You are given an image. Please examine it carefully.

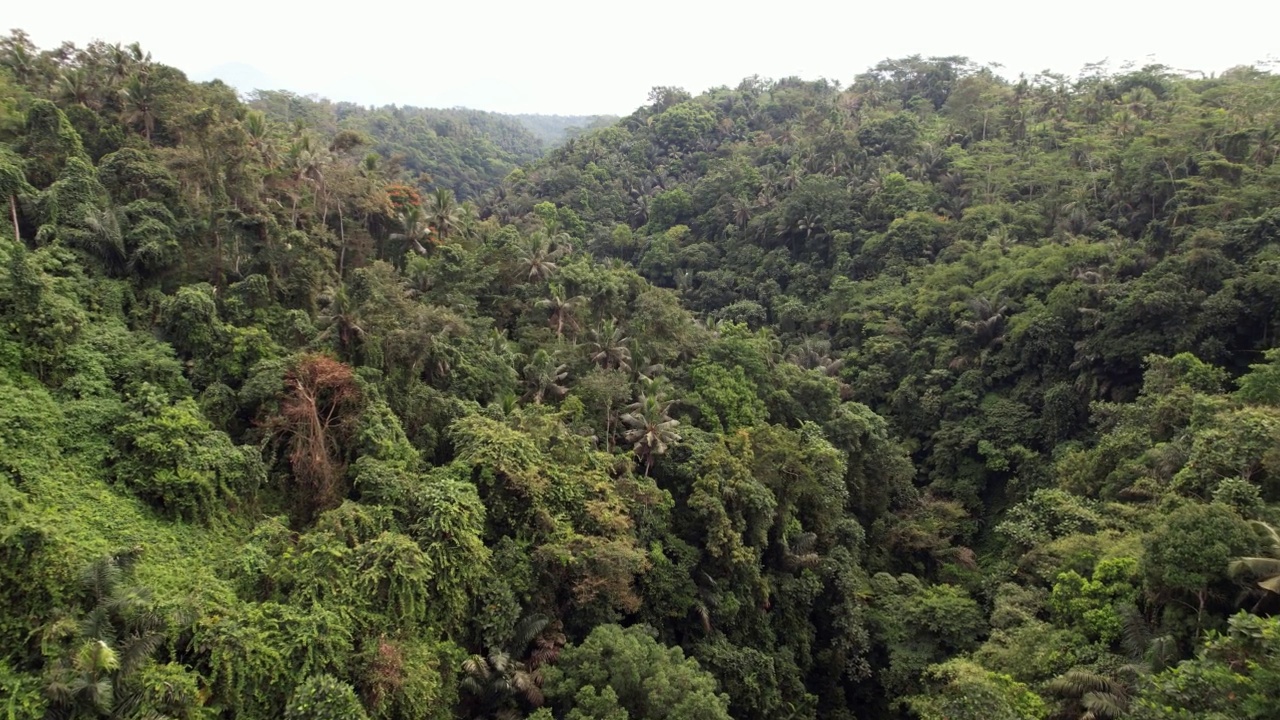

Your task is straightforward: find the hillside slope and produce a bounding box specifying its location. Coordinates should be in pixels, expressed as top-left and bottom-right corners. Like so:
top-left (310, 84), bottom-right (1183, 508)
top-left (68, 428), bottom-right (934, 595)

top-left (4, 34), bottom-right (1280, 720)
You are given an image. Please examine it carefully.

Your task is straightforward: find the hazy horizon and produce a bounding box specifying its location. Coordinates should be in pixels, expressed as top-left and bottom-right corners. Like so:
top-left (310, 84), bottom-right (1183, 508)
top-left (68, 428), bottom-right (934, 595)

top-left (11, 0), bottom-right (1280, 115)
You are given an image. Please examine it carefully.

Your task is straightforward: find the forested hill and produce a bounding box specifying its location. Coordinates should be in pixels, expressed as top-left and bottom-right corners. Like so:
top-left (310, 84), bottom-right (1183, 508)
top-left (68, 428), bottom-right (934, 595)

top-left (5, 27), bottom-right (1280, 720)
top-left (490, 59), bottom-right (1280, 506)
top-left (247, 92), bottom-right (608, 200)
top-left (245, 90), bottom-right (542, 199)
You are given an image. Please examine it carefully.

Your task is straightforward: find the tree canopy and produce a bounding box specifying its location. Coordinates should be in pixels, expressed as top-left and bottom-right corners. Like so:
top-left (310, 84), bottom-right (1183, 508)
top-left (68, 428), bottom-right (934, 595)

top-left (3, 32), bottom-right (1280, 720)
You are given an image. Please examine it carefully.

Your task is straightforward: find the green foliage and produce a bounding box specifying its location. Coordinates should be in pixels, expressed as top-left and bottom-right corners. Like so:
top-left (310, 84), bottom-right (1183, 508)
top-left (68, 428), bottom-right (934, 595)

top-left (868, 573), bottom-right (987, 699)
top-left (114, 397), bottom-right (265, 521)
top-left (4, 31), bottom-right (1280, 720)
top-left (688, 361), bottom-right (766, 432)
top-left (543, 624), bottom-right (731, 720)
top-left (0, 659), bottom-right (45, 720)
top-left (905, 659), bottom-right (1047, 720)
top-left (651, 102), bottom-right (717, 149)
top-left (997, 489), bottom-right (1107, 550)
top-left (285, 674), bottom-right (371, 720)
top-left (1132, 612), bottom-right (1280, 719)
top-left (20, 99), bottom-right (86, 187)
top-left (1237, 348), bottom-right (1280, 406)
top-left (1141, 503), bottom-right (1256, 600)
top-left (1048, 557), bottom-right (1139, 645)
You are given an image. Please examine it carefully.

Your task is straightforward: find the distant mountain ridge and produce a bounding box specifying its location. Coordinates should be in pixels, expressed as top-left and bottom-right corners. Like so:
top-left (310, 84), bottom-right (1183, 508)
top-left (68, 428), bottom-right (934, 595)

top-left (511, 113), bottom-right (620, 145)
top-left (196, 63), bottom-right (614, 147)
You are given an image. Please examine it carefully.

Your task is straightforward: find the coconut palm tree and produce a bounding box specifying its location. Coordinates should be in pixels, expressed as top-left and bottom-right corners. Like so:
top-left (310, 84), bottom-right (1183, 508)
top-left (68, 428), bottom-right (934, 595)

top-left (427, 187), bottom-right (460, 240)
top-left (390, 205), bottom-right (435, 258)
top-left (57, 69), bottom-right (96, 109)
top-left (951, 294), bottom-right (1010, 370)
top-left (0, 149), bottom-right (30, 242)
top-left (316, 285), bottom-right (368, 360)
top-left (587, 318), bottom-right (632, 372)
top-left (1, 34), bottom-right (39, 86)
top-left (621, 391), bottom-right (681, 476)
top-left (1045, 606), bottom-right (1174, 720)
top-left (512, 233), bottom-right (567, 283)
top-left (521, 350), bottom-right (570, 405)
top-left (486, 328), bottom-right (525, 370)
top-left (1229, 520), bottom-right (1280, 610)
top-left (105, 43), bottom-right (134, 88)
top-left (960, 294), bottom-right (1009, 349)
top-left (76, 204), bottom-right (127, 271)
top-left (786, 336), bottom-right (844, 377)
top-left (537, 287), bottom-right (585, 339)
top-left (120, 74), bottom-right (157, 142)
top-left (1045, 669), bottom-right (1134, 720)
top-left (243, 110), bottom-right (279, 169)
top-left (730, 197), bottom-right (753, 229)
top-left (455, 201), bottom-right (482, 245)
top-left (284, 133), bottom-right (332, 226)
top-left (1251, 124), bottom-right (1279, 168)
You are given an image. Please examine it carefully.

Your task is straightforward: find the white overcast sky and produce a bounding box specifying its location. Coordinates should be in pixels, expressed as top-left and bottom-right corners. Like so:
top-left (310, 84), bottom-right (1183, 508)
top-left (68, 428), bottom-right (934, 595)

top-left (10, 0), bottom-right (1280, 115)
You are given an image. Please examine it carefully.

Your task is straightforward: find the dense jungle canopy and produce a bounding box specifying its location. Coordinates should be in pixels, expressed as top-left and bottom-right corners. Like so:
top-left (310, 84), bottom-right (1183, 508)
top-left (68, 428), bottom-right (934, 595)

top-left (3, 28), bottom-right (1280, 720)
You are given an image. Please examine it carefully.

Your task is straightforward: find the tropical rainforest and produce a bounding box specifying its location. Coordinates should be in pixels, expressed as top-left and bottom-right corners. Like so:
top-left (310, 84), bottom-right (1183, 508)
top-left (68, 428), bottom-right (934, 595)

top-left (2, 27), bottom-right (1280, 720)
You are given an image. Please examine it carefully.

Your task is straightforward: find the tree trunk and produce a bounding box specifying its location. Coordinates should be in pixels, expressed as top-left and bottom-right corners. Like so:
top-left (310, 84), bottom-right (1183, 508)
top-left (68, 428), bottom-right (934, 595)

top-left (8, 195), bottom-right (18, 243)
top-left (337, 202), bottom-right (346, 277)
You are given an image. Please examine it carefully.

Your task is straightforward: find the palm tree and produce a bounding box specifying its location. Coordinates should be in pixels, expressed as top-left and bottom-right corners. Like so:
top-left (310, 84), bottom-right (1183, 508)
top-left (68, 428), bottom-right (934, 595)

top-left (1045, 669), bottom-right (1134, 720)
top-left (786, 336), bottom-right (844, 377)
top-left (460, 615), bottom-right (563, 720)
top-left (1045, 606), bottom-right (1174, 720)
top-left (120, 74), bottom-right (157, 142)
top-left (1111, 109), bottom-right (1137, 139)
top-left (629, 195), bottom-right (650, 227)
top-left (952, 294), bottom-right (1009, 370)
top-left (629, 346), bottom-right (666, 386)
top-left (0, 149), bottom-right (29, 242)
top-left (486, 328), bottom-right (525, 370)
top-left (105, 43), bottom-right (133, 88)
top-left (284, 134), bottom-right (332, 226)
top-left (426, 187), bottom-right (460, 240)
top-left (730, 197), bottom-right (753, 229)
top-left (512, 233), bottom-right (567, 283)
top-left (58, 69), bottom-right (96, 109)
top-left (243, 110), bottom-right (279, 169)
top-left (44, 550), bottom-right (169, 720)
top-left (126, 41), bottom-right (151, 66)
top-left (76, 204), bottom-right (127, 271)
top-left (621, 391), bottom-right (681, 476)
top-left (587, 318), bottom-right (632, 372)
top-left (316, 285), bottom-right (368, 360)
top-left (460, 648), bottom-right (538, 720)
top-left (390, 205), bottom-right (435, 258)
top-left (960, 294), bottom-right (1009, 349)
top-left (536, 287), bottom-right (585, 339)
top-left (1229, 520), bottom-right (1280, 609)
top-left (521, 349), bottom-right (569, 404)
top-left (1251, 124), bottom-right (1279, 168)
top-left (1122, 87), bottom-right (1157, 120)
top-left (1, 34), bottom-right (39, 86)
top-left (456, 201), bottom-right (482, 245)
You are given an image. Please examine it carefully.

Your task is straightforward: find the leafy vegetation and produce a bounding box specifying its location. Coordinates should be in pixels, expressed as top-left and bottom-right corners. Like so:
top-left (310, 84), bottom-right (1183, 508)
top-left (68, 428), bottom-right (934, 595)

top-left (4, 32), bottom-right (1280, 720)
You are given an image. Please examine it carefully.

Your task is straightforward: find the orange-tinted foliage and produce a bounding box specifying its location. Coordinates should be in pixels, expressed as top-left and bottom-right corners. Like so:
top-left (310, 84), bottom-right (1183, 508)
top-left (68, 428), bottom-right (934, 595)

top-left (270, 354), bottom-right (362, 522)
top-left (385, 184), bottom-right (422, 214)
